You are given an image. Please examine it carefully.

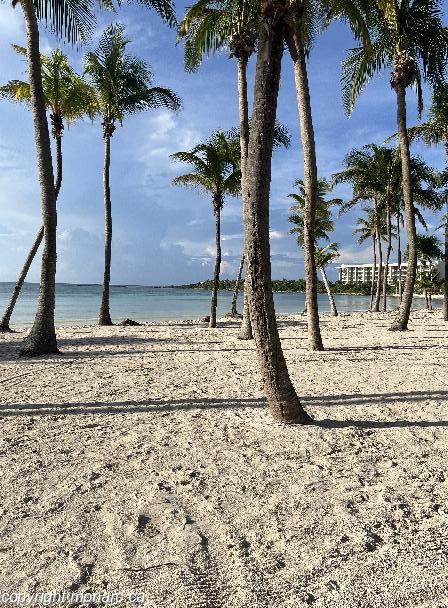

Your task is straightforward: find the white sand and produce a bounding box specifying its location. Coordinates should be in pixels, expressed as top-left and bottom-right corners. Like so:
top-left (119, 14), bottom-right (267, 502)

top-left (0, 310), bottom-right (447, 607)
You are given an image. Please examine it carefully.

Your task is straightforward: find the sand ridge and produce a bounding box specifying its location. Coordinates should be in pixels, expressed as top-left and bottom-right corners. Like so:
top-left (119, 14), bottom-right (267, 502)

top-left (0, 310), bottom-right (447, 607)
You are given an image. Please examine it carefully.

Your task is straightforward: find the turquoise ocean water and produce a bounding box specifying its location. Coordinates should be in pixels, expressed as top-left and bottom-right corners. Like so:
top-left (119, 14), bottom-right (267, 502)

top-left (0, 283), bottom-right (434, 327)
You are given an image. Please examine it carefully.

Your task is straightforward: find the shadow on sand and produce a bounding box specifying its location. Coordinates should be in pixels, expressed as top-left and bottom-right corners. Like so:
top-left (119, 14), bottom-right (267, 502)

top-left (1, 391), bottom-right (447, 428)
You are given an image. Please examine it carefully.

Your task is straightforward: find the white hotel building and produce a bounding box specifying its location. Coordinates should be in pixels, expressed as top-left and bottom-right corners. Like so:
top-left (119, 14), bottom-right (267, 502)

top-left (337, 261), bottom-right (444, 285)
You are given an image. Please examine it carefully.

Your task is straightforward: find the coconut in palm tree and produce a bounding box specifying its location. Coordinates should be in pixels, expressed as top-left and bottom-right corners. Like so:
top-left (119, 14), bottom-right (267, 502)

top-left (84, 23), bottom-right (181, 326)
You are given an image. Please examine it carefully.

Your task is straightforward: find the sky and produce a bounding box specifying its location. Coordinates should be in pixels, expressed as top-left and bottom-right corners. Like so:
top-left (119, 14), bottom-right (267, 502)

top-left (0, 2), bottom-right (447, 285)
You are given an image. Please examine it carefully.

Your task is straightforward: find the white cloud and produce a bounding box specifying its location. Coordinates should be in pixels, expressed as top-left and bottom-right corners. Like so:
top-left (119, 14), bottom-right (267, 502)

top-left (338, 245), bottom-right (372, 264)
top-left (269, 230), bottom-right (286, 240)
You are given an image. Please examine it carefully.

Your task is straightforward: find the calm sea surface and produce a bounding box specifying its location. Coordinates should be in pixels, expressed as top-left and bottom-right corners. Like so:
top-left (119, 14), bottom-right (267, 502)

top-left (0, 283), bottom-right (435, 327)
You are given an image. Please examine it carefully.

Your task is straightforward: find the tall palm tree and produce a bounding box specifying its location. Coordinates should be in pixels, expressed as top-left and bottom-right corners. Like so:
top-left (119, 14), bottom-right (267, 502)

top-left (12, 0), bottom-right (176, 355)
top-left (84, 24), bottom-right (181, 326)
top-left (288, 177), bottom-right (342, 317)
top-left (0, 45), bottom-right (95, 333)
top-left (10, 0), bottom-right (96, 356)
top-left (178, 0), bottom-right (258, 339)
top-left (314, 242), bottom-right (340, 316)
top-left (171, 131), bottom-right (241, 328)
top-left (341, 0), bottom-right (448, 330)
top-left (236, 0), bottom-right (313, 423)
top-left (407, 83), bottom-right (448, 320)
top-left (282, 0), bottom-right (372, 350)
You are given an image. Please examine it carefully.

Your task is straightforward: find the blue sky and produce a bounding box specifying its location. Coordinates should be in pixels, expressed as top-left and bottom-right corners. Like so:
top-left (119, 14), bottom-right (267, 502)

top-left (0, 2), bottom-right (446, 285)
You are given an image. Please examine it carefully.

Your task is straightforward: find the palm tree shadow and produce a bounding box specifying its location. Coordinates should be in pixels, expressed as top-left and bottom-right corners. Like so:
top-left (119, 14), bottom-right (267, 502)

top-left (1, 392), bottom-right (447, 428)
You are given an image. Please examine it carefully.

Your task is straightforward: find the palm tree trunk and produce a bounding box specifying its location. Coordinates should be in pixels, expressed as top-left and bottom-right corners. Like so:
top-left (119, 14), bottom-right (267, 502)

top-left (237, 56), bottom-right (253, 340)
top-left (373, 227), bottom-right (383, 312)
top-left (209, 201), bottom-right (221, 328)
top-left (99, 131), bottom-right (113, 326)
top-left (382, 200), bottom-right (392, 311)
top-left (243, 13), bottom-right (311, 424)
top-left (397, 210), bottom-right (402, 301)
top-left (18, 0), bottom-right (58, 356)
top-left (320, 267), bottom-right (338, 316)
top-left (287, 17), bottom-right (323, 351)
top-left (370, 236), bottom-right (377, 311)
top-left (230, 254), bottom-right (244, 317)
top-left (424, 289), bottom-right (429, 310)
top-left (390, 84), bottom-right (417, 331)
top-left (0, 130), bottom-right (63, 332)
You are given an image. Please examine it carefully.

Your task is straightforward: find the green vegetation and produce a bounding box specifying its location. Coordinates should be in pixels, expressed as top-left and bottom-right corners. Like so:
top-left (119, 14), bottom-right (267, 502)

top-left (168, 278), bottom-right (397, 296)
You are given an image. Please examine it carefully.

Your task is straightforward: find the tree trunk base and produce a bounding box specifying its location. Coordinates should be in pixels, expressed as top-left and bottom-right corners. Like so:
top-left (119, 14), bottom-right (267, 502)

top-left (209, 320), bottom-right (217, 328)
top-left (238, 328), bottom-right (253, 340)
top-left (308, 343), bottom-right (324, 352)
top-left (0, 324), bottom-right (13, 333)
top-left (99, 313), bottom-right (113, 326)
top-left (388, 319), bottom-right (408, 332)
top-left (19, 340), bottom-right (59, 357)
top-left (269, 401), bottom-right (313, 425)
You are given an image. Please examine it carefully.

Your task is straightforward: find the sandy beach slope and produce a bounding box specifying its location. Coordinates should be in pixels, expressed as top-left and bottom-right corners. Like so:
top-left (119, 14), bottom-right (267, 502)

top-left (0, 310), bottom-right (447, 607)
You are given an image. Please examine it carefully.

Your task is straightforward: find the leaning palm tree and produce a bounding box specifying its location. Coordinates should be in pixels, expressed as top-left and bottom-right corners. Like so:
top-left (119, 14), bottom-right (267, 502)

top-left (84, 24), bottom-right (181, 326)
top-left (0, 45), bottom-right (95, 333)
top-left (341, 0), bottom-right (448, 331)
top-left (314, 243), bottom-right (340, 316)
top-left (171, 131), bottom-right (241, 328)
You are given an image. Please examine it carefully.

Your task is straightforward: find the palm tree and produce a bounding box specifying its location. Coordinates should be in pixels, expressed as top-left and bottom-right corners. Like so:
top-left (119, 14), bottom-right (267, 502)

top-left (407, 83), bottom-right (448, 320)
top-left (353, 207), bottom-right (389, 311)
top-left (333, 145), bottom-right (393, 311)
top-left (230, 254), bottom-right (245, 317)
top-left (84, 24), bottom-right (181, 326)
top-left (314, 243), bottom-right (340, 316)
top-left (288, 177), bottom-right (342, 318)
top-left (10, 0), bottom-right (95, 355)
top-left (10, 0), bottom-right (176, 355)
top-left (171, 131), bottom-right (241, 328)
top-left (0, 45), bottom-right (95, 333)
top-left (341, 0), bottom-right (448, 330)
top-left (237, 1), bottom-right (314, 423)
top-left (333, 144), bottom-right (441, 311)
top-left (282, 0), bottom-right (373, 350)
top-left (414, 233), bottom-right (443, 309)
top-left (178, 0), bottom-right (258, 339)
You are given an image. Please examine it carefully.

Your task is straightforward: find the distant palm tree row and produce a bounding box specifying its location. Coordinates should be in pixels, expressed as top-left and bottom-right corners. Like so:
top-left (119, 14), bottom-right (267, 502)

top-left (2, 0), bottom-right (448, 425)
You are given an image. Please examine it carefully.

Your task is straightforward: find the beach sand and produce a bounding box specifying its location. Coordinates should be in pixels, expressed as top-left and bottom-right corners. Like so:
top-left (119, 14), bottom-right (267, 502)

top-left (0, 310), bottom-right (447, 607)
